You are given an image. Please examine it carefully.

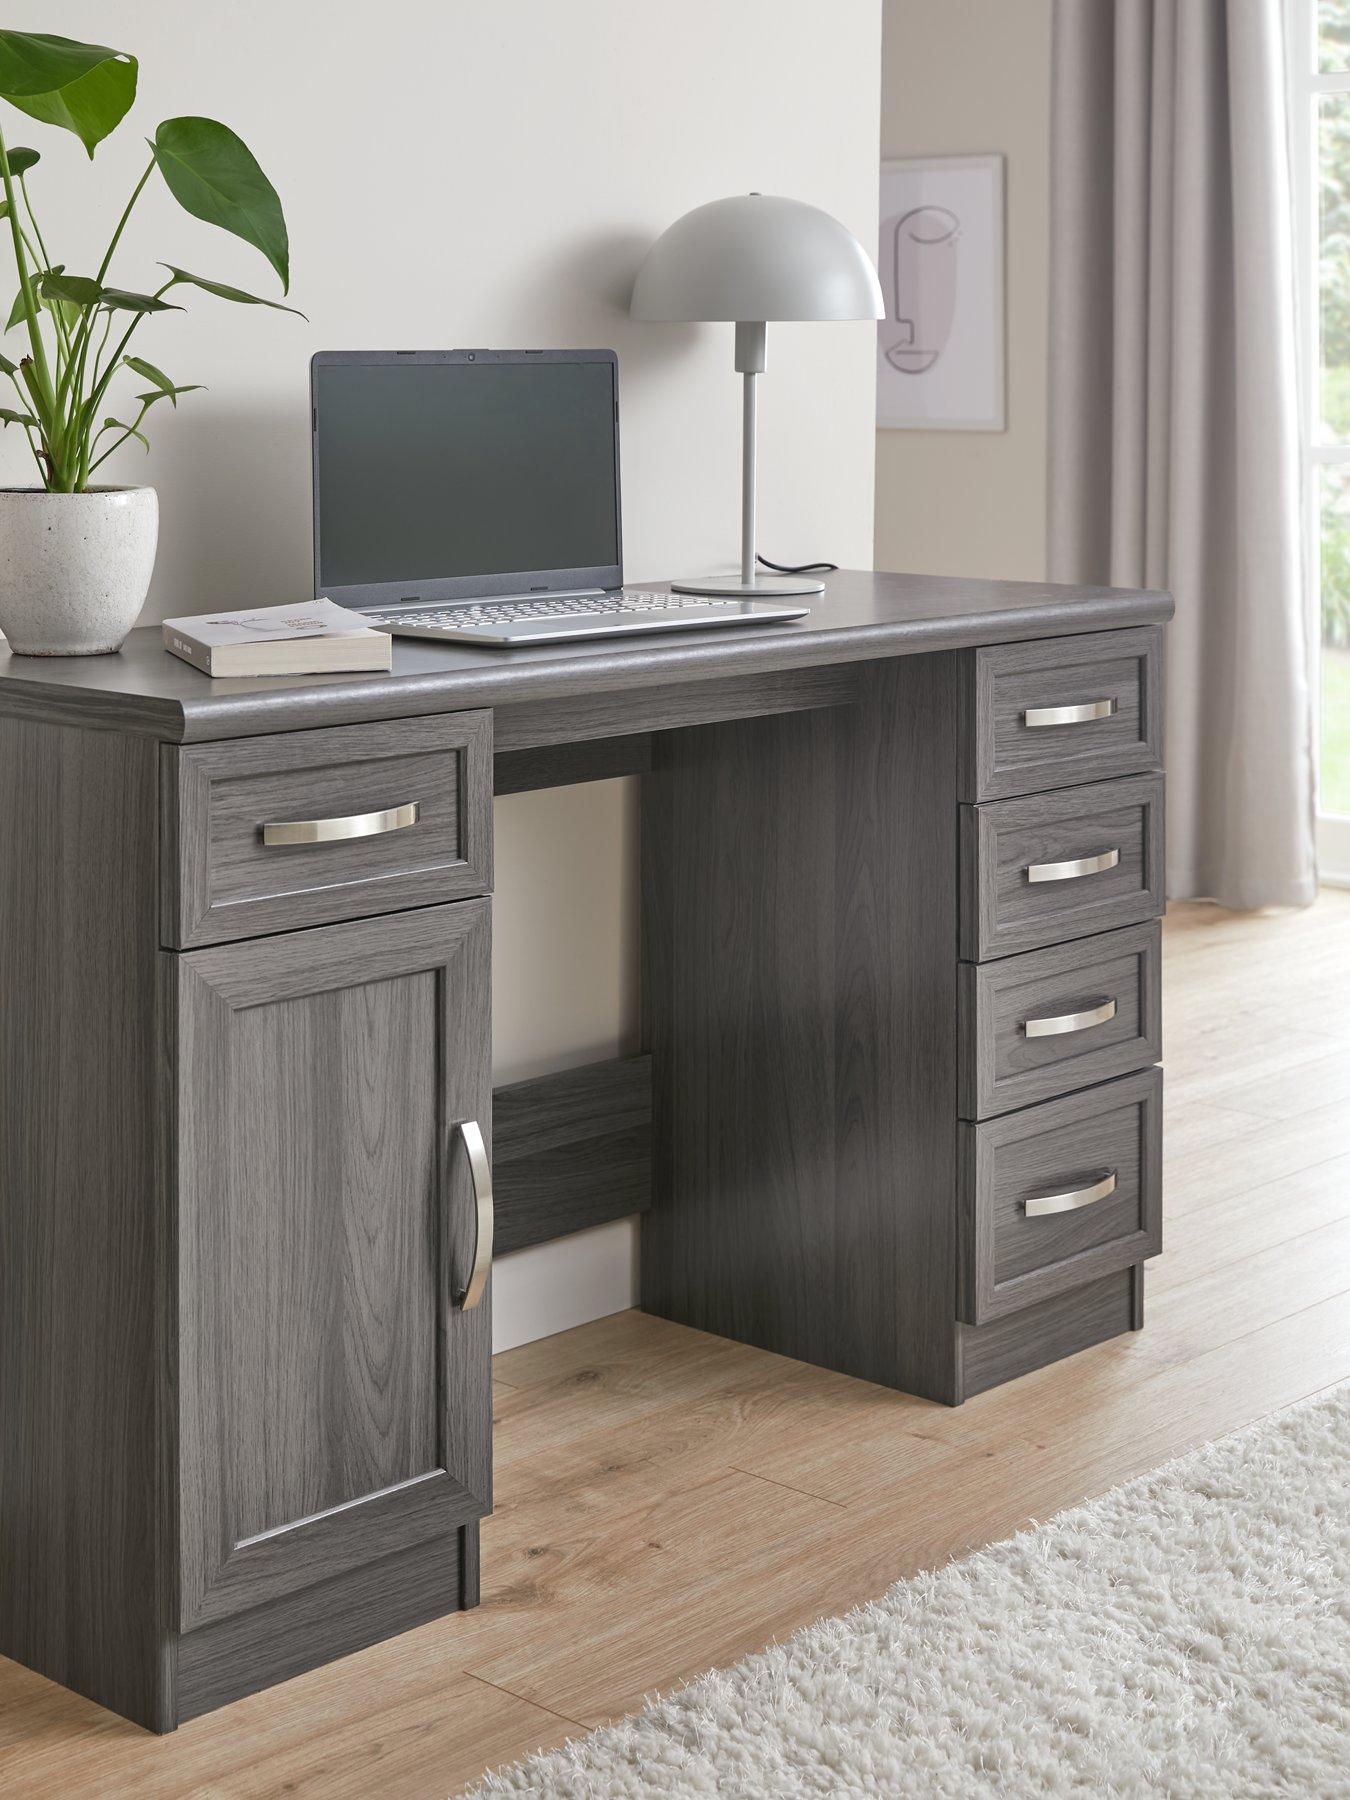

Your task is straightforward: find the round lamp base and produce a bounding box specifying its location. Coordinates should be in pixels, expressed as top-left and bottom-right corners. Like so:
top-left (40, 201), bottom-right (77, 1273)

top-left (670, 573), bottom-right (826, 599)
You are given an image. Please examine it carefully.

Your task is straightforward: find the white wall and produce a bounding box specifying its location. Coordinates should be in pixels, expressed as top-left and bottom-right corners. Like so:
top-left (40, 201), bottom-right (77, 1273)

top-left (875, 0), bottom-right (1051, 581)
top-left (6, 1), bottom-right (883, 1350)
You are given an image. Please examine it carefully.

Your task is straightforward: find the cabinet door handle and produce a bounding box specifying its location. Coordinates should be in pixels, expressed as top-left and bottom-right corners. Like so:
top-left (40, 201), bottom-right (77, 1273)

top-left (1023, 997), bottom-right (1118, 1039)
top-left (454, 1119), bottom-right (493, 1311)
top-left (1023, 698), bottom-right (1116, 728)
top-left (261, 801), bottom-right (420, 846)
top-left (1026, 847), bottom-right (1120, 884)
top-left (1024, 1170), bottom-right (1117, 1218)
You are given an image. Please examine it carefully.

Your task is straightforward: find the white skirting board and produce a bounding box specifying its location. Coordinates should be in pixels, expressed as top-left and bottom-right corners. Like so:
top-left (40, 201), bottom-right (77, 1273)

top-left (492, 778), bottom-right (642, 1354)
top-left (491, 1216), bottom-right (640, 1355)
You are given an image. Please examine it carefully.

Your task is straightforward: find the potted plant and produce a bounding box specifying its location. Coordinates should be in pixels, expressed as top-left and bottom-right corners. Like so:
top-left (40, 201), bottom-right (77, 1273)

top-left (0, 29), bottom-right (299, 655)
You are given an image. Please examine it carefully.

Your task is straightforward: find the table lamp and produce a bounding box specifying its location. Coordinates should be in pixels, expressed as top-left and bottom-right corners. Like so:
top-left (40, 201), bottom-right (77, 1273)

top-left (630, 193), bottom-right (884, 597)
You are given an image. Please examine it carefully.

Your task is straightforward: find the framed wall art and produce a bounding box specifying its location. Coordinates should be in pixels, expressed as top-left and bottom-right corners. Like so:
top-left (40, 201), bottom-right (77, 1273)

top-left (877, 153), bottom-right (1005, 431)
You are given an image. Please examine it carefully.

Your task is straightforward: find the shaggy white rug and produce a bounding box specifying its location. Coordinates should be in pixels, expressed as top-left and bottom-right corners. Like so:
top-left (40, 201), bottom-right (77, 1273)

top-left (465, 1384), bottom-right (1350, 1797)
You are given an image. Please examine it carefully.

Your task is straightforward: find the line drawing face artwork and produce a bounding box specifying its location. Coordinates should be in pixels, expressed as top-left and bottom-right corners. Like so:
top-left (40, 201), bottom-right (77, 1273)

top-left (885, 205), bottom-right (960, 375)
top-left (877, 155), bottom-right (1005, 431)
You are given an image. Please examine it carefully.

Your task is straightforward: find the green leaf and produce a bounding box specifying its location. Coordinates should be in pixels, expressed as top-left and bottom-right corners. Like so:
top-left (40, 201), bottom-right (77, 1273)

top-left (135, 385), bottom-right (203, 409)
top-left (102, 415), bottom-right (149, 453)
top-left (0, 405), bottom-right (36, 426)
top-left (6, 279), bottom-right (37, 330)
top-left (160, 264), bottom-right (305, 317)
top-left (100, 287), bottom-right (181, 314)
top-left (123, 355), bottom-right (174, 396)
top-left (3, 263), bottom-right (60, 331)
top-left (40, 269), bottom-right (102, 308)
top-left (124, 357), bottom-right (202, 408)
top-left (0, 349), bottom-right (16, 375)
top-left (0, 32), bottom-right (136, 157)
top-left (152, 117), bottom-right (289, 291)
top-left (2, 145), bottom-right (38, 176)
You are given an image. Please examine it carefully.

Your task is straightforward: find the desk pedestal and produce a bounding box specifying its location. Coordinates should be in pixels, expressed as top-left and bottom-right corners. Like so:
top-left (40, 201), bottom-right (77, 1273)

top-left (640, 654), bottom-right (1146, 1404)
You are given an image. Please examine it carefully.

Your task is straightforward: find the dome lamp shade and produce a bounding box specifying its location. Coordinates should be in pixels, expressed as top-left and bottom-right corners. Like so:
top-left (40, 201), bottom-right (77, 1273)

top-left (630, 193), bottom-right (884, 324)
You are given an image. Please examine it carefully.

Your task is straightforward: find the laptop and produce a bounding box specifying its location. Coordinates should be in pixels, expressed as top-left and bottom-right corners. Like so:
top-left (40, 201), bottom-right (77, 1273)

top-left (310, 349), bottom-right (811, 646)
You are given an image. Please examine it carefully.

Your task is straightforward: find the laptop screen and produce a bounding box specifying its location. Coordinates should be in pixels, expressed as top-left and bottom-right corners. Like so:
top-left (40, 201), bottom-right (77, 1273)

top-left (312, 354), bottom-right (620, 600)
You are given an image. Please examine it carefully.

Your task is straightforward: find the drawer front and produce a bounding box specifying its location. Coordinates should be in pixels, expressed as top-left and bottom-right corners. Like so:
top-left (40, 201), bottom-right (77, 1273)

top-left (162, 712), bottom-right (492, 948)
top-left (958, 627), bottom-right (1163, 802)
top-left (958, 1067), bottom-right (1162, 1325)
top-left (959, 921), bottom-right (1161, 1119)
top-left (959, 773), bottom-right (1164, 961)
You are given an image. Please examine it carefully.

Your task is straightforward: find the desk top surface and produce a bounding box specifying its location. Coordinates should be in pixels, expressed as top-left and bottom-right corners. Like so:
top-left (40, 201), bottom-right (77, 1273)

top-left (0, 569), bottom-right (1172, 742)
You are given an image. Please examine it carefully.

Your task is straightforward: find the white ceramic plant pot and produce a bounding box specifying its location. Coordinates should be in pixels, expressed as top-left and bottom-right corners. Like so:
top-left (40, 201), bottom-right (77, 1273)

top-left (0, 486), bottom-right (158, 656)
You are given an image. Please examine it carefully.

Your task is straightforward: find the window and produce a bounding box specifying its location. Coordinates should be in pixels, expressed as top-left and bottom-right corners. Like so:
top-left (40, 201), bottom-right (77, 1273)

top-left (1293, 0), bottom-right (1350, 879)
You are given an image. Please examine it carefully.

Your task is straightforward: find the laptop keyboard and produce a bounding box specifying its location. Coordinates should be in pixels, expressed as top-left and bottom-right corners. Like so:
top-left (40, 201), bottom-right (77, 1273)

top-left (367, 592), bottom-right (741, 631)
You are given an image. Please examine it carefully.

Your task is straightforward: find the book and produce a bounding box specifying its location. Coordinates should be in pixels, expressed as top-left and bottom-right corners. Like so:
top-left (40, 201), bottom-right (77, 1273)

top-left (162, 599), bottom-right (392, 678)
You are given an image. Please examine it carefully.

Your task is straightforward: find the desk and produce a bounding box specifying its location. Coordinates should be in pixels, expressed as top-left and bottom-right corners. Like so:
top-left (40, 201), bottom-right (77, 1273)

top-left (0, 570), bottom-right (1172, 1730)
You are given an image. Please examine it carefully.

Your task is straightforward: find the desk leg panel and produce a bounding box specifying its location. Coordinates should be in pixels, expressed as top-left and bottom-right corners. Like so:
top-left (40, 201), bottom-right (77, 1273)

top-left (641, 656), bottom-right (961, 1403)
top-left (0, 718), bottom-right (170, 1729)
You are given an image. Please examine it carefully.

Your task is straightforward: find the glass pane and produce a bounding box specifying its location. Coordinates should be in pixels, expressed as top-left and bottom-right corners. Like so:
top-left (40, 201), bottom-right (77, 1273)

top-left (1320, 96), bottom-right (1350, 440)
top-left (1321, 0), bottom-right (1350, 72)
top-left (1321, 466), bottom-right (1350, 817)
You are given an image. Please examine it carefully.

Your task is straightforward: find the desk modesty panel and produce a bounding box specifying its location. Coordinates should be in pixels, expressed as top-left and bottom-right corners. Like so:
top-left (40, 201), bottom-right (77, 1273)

top-left (0, 571), bottom-right (1172, 1732)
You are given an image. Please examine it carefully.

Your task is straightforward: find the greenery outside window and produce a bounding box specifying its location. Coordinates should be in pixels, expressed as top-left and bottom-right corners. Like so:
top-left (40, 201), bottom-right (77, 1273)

top-left (1296, 0), bottom-right (1350, 879)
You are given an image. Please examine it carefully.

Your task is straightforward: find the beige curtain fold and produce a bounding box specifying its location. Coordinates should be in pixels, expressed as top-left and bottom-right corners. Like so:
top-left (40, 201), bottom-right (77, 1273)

top-left (1048, 0), bottom-right (1315, 908)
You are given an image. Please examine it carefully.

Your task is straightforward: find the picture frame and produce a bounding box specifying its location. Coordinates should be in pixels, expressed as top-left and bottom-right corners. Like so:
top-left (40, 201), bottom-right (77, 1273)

top-left (877, 153), bottom-right (1006, 432)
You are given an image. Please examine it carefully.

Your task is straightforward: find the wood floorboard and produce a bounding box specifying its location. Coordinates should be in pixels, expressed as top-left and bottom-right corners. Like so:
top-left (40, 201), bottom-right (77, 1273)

top-left (1105, 1215), bottom-right (1350, 1370)
top-left (0, 1663), bottom-right (578, 1800)
top-left (491, 1354), bottom-right (951, 1528)
top-left (1149, 1153), bottom-right (1350, 1291)
top-left (1213, 1046), bottom-right (1350, 1119)
top-left (4, 892), bottom-right (1350, 1794)
top-left (1163, 1097), bottom-right (1350, 1213)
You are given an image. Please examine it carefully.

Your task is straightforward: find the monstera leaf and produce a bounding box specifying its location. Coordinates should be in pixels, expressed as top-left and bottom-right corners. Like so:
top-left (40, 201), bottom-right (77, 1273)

top-left (0, 32), bottom-right (136, 156)
top-left (152, 117), bottom-right (289, 291)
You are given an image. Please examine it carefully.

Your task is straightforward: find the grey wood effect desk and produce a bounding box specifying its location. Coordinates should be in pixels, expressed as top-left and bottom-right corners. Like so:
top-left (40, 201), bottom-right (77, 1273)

top-left (0, 570), bottom-right (1173, 1730)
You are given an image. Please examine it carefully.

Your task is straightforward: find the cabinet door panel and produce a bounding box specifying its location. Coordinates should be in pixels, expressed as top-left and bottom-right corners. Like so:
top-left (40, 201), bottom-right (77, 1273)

top-left (171, 901), bottom-right (491, 1632)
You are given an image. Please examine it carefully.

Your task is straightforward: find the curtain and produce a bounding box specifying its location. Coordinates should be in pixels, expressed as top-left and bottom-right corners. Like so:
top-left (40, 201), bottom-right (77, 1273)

top-left (1047, 0), bottom-right (1314, 909)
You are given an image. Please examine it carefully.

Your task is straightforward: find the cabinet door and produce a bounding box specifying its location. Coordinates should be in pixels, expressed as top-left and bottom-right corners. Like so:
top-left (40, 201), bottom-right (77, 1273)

top-left (170, 901), bottom-right (491, 1632)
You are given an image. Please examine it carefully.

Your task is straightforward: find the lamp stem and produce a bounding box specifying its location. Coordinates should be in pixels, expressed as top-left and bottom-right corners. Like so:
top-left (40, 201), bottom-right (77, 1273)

top-left (741, 369), bottom-right (757, 587)
top-left (734, 321), bottom-right (766, 590)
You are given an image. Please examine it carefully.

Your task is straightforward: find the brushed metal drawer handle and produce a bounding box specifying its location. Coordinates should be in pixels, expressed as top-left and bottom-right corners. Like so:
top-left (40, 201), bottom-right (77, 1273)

top-left (455, 1119), bottom-right (493, 1311)
top-left (1023, 997), bottom-right (1118, 1039)
top-left (1024, 1170), bottom-right (1117, 1218)
top-left (261, 801), bottom-right (420, 847)
top-left (1023, 698), bottom-right (1116, 728)
top-left (1026, 847), bottom-right (1120, 884)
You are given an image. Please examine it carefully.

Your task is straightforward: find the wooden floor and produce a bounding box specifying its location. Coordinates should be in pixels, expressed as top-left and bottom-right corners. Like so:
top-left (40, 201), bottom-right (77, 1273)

top-left (5, 895), bottom-right (1350, 1797)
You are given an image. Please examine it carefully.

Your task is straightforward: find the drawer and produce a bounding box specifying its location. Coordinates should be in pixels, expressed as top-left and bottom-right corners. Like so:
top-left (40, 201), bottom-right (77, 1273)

top-left (959, 773), bottom-right (1164, 961)
top-left (958, 627), bottom-right (1163, 801)
top-left (958, 1067), bottom-right (1162, 1325)
top-left (958, 921), bottom-right (1161, 1119)
top-left (162, 712), bottom-right (492, 947)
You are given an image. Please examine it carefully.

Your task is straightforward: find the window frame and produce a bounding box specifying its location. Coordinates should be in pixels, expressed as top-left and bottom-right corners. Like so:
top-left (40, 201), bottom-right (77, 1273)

top-left (1291, 0), bottom-right (1350, 881)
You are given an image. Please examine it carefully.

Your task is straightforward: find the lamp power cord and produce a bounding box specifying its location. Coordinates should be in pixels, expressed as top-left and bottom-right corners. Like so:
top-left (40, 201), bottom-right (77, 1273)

top-left (757, 554), bottom-right (838, 576)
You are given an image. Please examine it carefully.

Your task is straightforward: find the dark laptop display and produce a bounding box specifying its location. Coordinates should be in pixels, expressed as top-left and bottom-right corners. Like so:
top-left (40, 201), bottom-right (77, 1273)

top-left (312, 349), bottom-right (622, 608)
